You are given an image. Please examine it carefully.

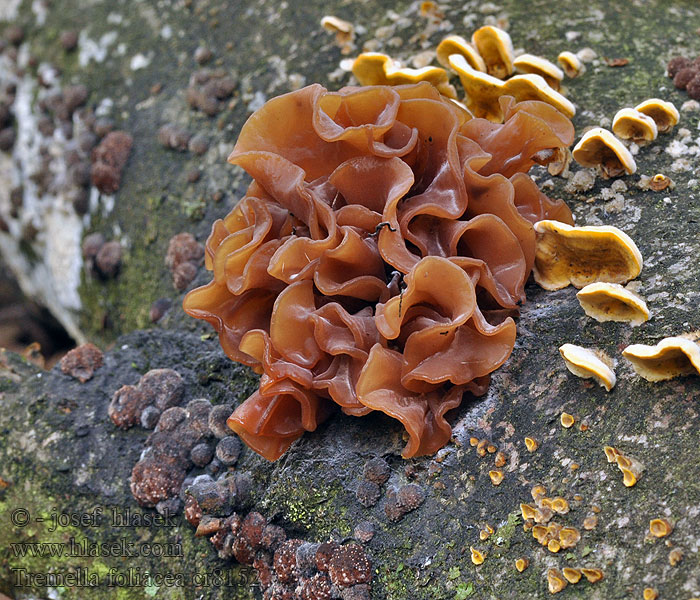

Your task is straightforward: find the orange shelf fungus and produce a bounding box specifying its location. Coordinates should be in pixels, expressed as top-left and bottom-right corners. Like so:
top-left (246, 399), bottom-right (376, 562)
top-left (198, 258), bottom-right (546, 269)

top-left (576, 282), bottom-right (649, 326)
top-left (471, 25), bottom-right (514, 79)
top-left (572, 127), bottom-right (637, 177)
top-left (622, 336), bottom-right (700, 382)
top-left (513, 54), bottom-right (564, 90)
top-left (635, 98), bottom-right (679, 133)
top-left (436, 35), bottom-right (486, 71)
top-left (559, 344), bottom-right (617, 392)
top-left (183, 82), bottom-right (576, 461)
top-left (612, 108), bottom-right (658, 143)
top-left (533, 220), bottom-right (643, 290)
top-left (352, 52), bottom-right (457, 98)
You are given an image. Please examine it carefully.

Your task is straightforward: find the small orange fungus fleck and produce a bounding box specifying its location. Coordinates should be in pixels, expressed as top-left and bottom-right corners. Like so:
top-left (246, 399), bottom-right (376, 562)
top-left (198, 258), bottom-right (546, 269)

top-left (649, 518), bottom-right (673, 538)
top-left (562, 568), bottom-right (581, 584)
top-left (525, 437), bottom-right (539, 452)
top-left (581, 568), bottom-right (604, 583)
top-left (489, 470), bottom-right (504, 486)
top-left (515, 558), bottom-right (529, 572)
top-left (560, 412), bottom-right (575, 428)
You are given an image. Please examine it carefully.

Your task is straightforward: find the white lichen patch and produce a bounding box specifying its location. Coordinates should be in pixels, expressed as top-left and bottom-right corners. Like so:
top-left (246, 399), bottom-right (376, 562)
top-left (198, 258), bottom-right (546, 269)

top-left (0, 48), bottom-right (87, 343)
top-left (130, 52), bottom-right (153, 70)
top-left (31, 0), bottom-right (48, 25)
top-left (79, 29), bottom-right (119, 67)
top-left (0, 0), bottom-right (22, 20)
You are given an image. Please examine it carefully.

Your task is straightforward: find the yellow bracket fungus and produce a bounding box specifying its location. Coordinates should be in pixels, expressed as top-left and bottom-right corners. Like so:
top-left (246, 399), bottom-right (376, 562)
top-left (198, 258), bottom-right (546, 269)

top-left (448, 55), bottom-right (506, 121)
top-left (557, 51), bottom-right (584, 78)
top-left (635, 98), bottom-right (679, 133)
top-left (576, 282), bottom-right (649, 326)
top-left (533, 220), bottom-right (643, 290)
top-left (352, 52), bottom-right (457, 98)
top-left (623, 336), bottom-right (700, 381)
top-left (448, 56), bottom-right (575, 122)
top-left (471, 25), bottom-right (514, 79)
top-left (559, 344), bottom-right (616, 391)
top-left (513, 53), bottom-right (564, 90)
top-left (436, 34), bottom-right (486, 71)
top-left (612, 108), bottom-right (658, 143)
top-left (572, 127), bottom-right (637, 177)
top-left (503, 74), bottom-right (575, 117)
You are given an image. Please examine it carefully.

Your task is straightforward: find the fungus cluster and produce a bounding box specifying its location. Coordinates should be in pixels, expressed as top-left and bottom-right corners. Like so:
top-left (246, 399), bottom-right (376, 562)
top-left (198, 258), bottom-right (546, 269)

top-left (352, 25), bottom-right (576, 124)
top-left (183, 81), bottom-right (575, 460)
top-left (572, 99), bottom-right (678, 177)
top-left (604, 446), bottom-right (643, 487)
top-left (668, 55), bottom-right (700, 100)
top-left (186, 503), bottom-right (374, 599)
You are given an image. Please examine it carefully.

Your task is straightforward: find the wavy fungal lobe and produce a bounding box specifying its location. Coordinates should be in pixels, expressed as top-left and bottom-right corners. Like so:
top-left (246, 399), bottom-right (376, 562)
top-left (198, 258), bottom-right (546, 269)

top-left (184, 82), bottom-right (574, 460)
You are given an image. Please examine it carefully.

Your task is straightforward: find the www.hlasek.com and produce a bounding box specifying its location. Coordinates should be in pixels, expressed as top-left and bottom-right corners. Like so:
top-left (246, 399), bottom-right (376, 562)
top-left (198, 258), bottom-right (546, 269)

top-left (12, 567), bottom-right (257, 589)
top-left (11, 537), bottom-right (182, 558)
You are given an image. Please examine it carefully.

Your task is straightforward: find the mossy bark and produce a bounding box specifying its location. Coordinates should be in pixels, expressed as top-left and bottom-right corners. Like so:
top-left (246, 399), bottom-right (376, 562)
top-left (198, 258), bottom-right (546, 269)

top-left (1, 1), bottom-right (700, 599)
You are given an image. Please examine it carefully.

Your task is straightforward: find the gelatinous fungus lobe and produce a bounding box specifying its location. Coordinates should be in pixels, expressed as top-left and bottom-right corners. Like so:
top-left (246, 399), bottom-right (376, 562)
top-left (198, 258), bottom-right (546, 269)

top-left (183, 82), bottom-right (574, 460)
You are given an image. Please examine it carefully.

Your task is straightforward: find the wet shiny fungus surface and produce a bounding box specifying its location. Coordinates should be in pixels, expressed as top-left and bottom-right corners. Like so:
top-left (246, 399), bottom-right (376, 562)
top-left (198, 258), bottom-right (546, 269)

top-left (183, 82), bottom-right (574, 461)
